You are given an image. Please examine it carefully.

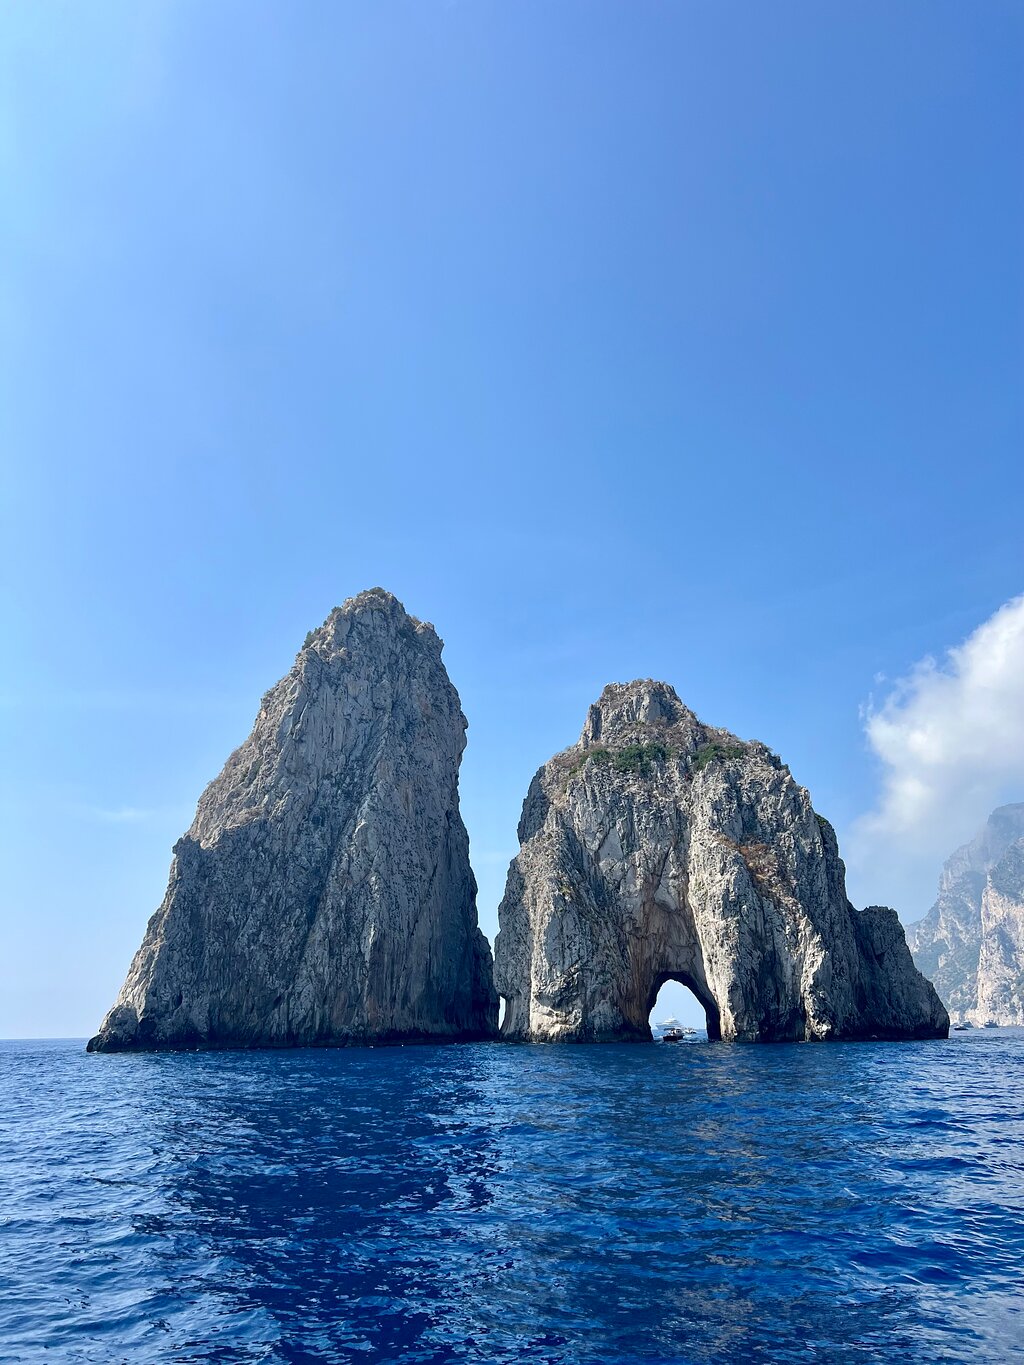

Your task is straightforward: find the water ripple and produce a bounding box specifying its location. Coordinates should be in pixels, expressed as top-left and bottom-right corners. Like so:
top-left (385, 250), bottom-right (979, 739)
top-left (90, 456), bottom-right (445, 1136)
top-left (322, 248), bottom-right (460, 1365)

top-left (1, 1032), bottom-right (1022, 1362)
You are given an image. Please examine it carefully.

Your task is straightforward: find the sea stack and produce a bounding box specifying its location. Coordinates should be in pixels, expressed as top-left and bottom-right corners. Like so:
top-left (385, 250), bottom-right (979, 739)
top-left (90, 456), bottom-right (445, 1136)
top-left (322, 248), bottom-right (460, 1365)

top-left (88, 589), bottom-right (497, 1051)
top-left (909, 804), bottom-right (1024, 1027)
top-left (493, 681), bottom-right (948, 1043)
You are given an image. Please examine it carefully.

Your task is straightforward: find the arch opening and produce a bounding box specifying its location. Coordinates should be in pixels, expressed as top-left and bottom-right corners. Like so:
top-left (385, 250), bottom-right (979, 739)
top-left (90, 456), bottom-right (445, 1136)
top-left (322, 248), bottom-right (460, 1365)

top-left (647, 974), bottom-right (721, 1042)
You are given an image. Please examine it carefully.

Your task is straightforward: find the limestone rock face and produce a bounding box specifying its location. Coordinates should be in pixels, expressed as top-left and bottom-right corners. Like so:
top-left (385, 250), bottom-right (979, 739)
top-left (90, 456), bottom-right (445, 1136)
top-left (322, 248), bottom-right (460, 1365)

top-left (909, 805), bottom-right (1024, 1026)
top-left (88, 589), bottom-right (497, 1051)
top-left (493, 681), bottom-right (947, 1043)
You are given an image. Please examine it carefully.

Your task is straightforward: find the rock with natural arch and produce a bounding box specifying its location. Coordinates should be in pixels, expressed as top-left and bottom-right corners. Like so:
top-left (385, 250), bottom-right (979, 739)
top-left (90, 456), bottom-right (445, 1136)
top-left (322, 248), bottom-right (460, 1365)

top-left (493, 681), bottom-right (949, 1043)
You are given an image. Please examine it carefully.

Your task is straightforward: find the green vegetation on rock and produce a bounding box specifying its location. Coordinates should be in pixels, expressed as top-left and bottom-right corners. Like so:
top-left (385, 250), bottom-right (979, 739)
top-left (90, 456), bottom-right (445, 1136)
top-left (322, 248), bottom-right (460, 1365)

top-left (690, 741), bottom-right (745, 772)
top-left (577, 741), bottom-right (670, 777)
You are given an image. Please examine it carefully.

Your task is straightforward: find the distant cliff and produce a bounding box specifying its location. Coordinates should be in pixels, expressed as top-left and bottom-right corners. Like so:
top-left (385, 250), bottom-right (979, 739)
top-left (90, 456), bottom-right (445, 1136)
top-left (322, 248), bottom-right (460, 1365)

top-left (88, 589), bottom-right (497, 1051)
top-left (494, 681), bottom-right (948, 1043)
top-left (908, 804), bottom-right (1024, 1026)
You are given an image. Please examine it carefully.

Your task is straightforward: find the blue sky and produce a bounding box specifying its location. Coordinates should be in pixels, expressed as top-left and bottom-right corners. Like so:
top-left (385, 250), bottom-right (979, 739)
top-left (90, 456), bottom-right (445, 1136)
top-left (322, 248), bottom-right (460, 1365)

top-left (2, 2), bottom-right (1022, 1035)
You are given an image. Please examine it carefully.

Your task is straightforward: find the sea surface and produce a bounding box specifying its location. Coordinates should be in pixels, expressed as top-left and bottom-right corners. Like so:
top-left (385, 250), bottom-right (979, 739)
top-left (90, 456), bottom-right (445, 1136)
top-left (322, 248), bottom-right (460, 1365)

top-left (1, 1032), bottom-right (1022, 1365)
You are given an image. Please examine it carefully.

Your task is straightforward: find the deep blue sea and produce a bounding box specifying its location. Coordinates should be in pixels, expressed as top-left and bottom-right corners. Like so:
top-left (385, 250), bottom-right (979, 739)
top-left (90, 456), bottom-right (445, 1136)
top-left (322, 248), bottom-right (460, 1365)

top-left (1, 1032), bottom-right (1022, 1365)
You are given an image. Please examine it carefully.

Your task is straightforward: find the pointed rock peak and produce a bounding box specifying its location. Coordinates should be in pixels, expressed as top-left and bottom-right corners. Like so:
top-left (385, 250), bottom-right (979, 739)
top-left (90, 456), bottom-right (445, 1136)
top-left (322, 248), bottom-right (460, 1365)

top-left (301, 588), bottom-right (441, 659)
top-left (88, 591), bottom-right (494, 1051)
top-left (581, 680), bottom-right (698, 748)
top-left (938, 801), bottom-right (1024, 891)
top-left (985, 803), bottom-right (1024, 843)
top-left (338, 586), bottom-right (407, 618)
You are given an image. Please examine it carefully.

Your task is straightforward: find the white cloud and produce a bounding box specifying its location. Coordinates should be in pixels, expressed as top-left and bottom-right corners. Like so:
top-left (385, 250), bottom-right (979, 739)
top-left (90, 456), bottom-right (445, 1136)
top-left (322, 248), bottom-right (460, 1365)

top-left (849, 594), bottom-right (1024, 920)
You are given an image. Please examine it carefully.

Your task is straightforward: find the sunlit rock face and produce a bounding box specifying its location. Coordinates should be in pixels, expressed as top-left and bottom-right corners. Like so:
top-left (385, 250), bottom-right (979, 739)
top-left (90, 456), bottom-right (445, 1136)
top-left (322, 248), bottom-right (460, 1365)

top-left (88, 589), bottom-right (497, 1052)
top-left (494, 681), bottom-right (948, 1044)
top-left (909, 805), bottom-right (1024, 1027)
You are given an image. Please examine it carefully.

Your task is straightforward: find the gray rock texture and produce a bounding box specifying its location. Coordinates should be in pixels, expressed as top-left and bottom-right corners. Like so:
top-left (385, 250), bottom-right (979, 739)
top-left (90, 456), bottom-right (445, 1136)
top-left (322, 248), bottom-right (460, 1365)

top-left (494, 681), bottom-right (948, 1043)
top-left (88, 589), bottom-right (497, 1052)
top-left (908, 804), bottom-right (1024, 1026)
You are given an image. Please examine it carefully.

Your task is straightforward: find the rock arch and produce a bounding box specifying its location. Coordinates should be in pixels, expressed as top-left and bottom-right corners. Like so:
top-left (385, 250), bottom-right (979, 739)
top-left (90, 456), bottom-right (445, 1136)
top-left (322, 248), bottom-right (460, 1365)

top-left (493, 681), bottom-right (949, 1044)
top-left (645, 973), bottom-right (722, 1041)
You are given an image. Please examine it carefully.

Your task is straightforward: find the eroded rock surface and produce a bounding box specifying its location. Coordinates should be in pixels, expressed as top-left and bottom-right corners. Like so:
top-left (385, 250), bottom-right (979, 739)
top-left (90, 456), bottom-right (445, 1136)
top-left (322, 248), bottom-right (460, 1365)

top-left (909, 804), bottom-right (1024, 1026)
top-left (494, 681), bottom-right (948, 1043)
top-left (88, 589), bottom-right (497, 1051)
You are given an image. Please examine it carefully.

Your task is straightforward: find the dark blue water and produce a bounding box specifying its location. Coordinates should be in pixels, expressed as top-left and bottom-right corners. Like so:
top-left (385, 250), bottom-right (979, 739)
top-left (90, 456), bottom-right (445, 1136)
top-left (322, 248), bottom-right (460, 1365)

top-left (2, 1033), bottom-right (1022, 1364)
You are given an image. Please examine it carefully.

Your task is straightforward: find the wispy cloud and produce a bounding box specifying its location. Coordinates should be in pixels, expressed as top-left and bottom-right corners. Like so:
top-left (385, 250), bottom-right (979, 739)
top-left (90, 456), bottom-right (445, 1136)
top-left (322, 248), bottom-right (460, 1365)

top-left (849, 594), bottom-right (1024, 919)
top-left (63, 800), bottom-right (196, 827)
top-left (73, 804), bottom-right (159, 824)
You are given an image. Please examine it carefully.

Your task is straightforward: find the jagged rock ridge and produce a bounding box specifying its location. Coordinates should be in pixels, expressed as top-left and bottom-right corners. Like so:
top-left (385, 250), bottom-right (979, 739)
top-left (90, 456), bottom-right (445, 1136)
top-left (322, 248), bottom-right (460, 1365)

top-left (494, 681), bottom-right (948, 1043)
top-left (88, 589), bottom-right (497, 1051)
top-left (908, 804), bottom-right (1024, 1026)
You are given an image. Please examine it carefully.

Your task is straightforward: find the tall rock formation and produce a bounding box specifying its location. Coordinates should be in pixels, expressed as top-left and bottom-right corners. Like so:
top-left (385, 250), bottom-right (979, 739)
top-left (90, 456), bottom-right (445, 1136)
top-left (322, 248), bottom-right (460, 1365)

top-left (908, 804), bottom-right (1024, 1026)
top-left (494, 681), bottom-right (947, 1043)
top-left (88, 589), bottom-right (497, 1051)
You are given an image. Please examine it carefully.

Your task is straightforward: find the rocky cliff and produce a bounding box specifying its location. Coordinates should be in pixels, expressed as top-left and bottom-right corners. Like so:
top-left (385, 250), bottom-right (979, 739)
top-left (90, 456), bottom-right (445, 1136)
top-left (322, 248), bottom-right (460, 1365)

top-left (908, 804), bottom-right (1024, 1026)
top-left (88, 589), bottom-right (497, 1051)
top-left (494, 681), bottom-right (948, 1043)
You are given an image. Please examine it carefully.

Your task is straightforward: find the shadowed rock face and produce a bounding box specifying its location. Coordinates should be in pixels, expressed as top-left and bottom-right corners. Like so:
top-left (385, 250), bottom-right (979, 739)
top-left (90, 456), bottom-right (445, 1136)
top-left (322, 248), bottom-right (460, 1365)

top-left (88, 589), bottom-right (497, 1052)
top-left (494, 681), bottom-right (948, 1044)
top-left (909, 805), bottom-right (1024, 1026)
